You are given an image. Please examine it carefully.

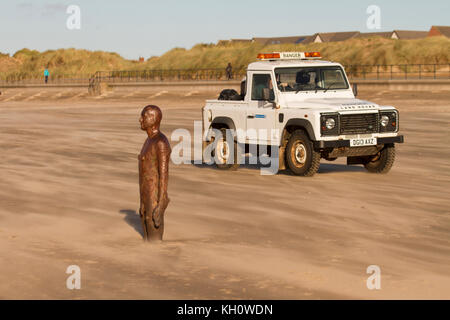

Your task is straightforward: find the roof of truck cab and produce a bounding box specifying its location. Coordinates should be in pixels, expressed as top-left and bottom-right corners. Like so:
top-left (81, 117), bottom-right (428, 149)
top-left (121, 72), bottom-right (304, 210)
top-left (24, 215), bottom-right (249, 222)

top-left (247, 59), bottom-right (341, 71)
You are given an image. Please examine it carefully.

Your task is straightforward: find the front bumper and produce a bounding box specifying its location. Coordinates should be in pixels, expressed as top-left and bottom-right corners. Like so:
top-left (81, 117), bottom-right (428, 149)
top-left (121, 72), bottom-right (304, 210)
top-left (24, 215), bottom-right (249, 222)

top-left (313, 135), bottom-right (404, 149)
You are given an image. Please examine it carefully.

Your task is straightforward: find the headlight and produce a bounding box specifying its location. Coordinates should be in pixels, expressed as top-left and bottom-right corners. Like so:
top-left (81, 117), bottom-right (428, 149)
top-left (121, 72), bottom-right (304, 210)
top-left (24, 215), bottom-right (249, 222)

top-left (380, 115), bottom-right (389, 127)
top-left (321, 113), bottom-right (339, 136)
top-left (379, 111), bottom-right (398, 132)
top-left (325, 118), bottom-right (336, 130)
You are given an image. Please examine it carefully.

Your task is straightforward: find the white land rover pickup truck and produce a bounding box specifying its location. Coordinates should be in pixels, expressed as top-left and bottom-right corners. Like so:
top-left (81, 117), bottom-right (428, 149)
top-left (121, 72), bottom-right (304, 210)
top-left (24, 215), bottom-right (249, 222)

top-left (202, 52), bottom-right (404, 176)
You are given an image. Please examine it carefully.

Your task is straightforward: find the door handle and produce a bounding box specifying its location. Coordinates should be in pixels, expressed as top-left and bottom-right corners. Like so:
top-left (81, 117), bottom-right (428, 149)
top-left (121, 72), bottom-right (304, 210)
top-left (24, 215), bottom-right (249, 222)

top-left (247, 114), bottom-right (255, 119)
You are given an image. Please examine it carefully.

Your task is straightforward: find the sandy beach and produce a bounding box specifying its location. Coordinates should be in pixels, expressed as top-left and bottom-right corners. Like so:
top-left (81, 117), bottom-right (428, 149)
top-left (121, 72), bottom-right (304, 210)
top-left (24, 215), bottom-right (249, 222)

top-left (0, 87), bottom-right (449, 299)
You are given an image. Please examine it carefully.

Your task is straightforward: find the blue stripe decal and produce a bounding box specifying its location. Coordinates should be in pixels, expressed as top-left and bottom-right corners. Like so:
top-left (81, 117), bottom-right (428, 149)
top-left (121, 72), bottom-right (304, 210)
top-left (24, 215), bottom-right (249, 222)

top-left (255, 114), bottom-right (266, 118)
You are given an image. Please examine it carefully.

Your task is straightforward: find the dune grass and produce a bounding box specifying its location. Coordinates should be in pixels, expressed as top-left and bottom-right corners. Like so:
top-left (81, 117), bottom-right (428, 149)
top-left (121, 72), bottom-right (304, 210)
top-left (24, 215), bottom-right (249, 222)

top-left (1, 36), bottom-right (449, 80)
top-left (147, 36), bottom-right (450, 70)
top-left (0, 48), bottom-right (141, 79)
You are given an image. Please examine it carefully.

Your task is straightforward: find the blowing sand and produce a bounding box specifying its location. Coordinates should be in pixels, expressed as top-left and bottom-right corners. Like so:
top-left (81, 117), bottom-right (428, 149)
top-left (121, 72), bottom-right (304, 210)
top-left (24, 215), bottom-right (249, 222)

top-left (0, 88), bottom-right (449, 299)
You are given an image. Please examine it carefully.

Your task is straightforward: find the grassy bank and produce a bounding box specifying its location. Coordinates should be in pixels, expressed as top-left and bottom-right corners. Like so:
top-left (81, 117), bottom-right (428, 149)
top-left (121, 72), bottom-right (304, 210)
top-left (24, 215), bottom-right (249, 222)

top-left (1, 36), bottom-right (449, 80)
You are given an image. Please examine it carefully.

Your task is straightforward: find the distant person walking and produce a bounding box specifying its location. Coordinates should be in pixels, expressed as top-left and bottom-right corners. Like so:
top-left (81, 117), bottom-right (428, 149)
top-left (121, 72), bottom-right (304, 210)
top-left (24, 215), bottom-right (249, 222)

top-left (226, 63), bottom-right (232, 80)
top-left (44, 68), bottom-right (49, 84)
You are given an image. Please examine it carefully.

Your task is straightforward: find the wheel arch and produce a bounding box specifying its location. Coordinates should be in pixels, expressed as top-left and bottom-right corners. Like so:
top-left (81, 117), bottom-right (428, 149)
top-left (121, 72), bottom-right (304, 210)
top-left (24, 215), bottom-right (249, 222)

top-left (211, 116), bottom-right (236, 131)
top-left (281, 118), bottom-right (317, 144)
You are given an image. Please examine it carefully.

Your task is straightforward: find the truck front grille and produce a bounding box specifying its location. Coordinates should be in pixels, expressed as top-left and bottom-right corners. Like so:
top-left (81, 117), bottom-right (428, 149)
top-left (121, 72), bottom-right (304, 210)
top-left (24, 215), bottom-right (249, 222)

top-left (340, 113), bottom-right (379, 134)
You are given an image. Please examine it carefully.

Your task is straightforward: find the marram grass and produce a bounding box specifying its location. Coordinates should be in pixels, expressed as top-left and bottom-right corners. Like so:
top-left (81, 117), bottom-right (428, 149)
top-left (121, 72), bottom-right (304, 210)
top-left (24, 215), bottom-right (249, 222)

top-left (1, 37), bottom-right (449, 79)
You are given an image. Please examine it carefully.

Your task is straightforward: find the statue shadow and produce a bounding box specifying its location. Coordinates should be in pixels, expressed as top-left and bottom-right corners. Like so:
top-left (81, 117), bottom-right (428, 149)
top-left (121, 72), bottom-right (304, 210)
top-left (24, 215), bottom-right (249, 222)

top-left (118, 209), bottom-right (211, 244)
top-left (119, 209), bottom-right (144, 238)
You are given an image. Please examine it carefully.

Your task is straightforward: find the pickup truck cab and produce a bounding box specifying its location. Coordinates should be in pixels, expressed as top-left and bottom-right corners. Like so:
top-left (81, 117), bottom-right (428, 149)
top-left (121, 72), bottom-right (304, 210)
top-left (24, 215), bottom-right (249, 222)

top-left (202, 52), bottom-right (404, 176)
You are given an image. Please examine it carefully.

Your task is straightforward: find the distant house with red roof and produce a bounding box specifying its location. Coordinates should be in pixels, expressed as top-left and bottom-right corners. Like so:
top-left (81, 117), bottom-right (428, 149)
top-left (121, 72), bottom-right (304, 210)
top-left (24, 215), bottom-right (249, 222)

top-left (428, 26), bottom-right (450, 38)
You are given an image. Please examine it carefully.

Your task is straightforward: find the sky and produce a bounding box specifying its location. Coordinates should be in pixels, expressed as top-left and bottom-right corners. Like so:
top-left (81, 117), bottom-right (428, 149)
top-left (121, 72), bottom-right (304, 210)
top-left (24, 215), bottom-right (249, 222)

top-left (0, 0), bottom-right (449, 59)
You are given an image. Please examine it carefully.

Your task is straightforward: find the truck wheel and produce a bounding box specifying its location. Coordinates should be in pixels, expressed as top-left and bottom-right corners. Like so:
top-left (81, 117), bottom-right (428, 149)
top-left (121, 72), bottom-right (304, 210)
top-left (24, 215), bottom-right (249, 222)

top-left (364, 144), bottom-right (396, 174)
top-left (285, 130), bottom-right (320, 176)
top-left (214, 128), bottom-right (240, 170)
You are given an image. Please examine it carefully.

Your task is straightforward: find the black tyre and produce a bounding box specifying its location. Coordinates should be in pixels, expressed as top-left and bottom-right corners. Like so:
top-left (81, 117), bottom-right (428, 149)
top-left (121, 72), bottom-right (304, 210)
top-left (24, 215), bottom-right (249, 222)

top-left (285, 130), bottom-right (320, 176)
top-left (364, 144), bottom-right (396, 174)
top-left (214, 128), bottom-right (240, 170)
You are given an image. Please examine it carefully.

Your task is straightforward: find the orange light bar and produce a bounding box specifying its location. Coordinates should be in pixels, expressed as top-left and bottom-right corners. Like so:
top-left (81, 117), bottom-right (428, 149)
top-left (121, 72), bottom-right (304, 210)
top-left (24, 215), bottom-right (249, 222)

top-left (305, 52), bottom-right (321, 58)
top-left (257, 52), bottom-right (321, 60)
top-left (257, 53), bottom-right (281, 60)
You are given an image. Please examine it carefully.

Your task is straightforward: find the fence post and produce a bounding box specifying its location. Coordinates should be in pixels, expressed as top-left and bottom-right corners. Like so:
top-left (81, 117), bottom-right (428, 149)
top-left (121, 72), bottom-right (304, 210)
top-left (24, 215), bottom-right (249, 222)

top-left (390, 65), bottom-right (393, 80)
top-left (434, 64), bottom-right (436, 79)
top-left (419, 64), bottom-right (421, 79)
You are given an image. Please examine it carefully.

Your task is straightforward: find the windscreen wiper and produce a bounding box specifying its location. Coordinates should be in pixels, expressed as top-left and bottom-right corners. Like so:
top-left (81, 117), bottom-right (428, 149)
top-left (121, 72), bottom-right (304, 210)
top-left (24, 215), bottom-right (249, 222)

top-left (323, 82), bottom-right (339, 93)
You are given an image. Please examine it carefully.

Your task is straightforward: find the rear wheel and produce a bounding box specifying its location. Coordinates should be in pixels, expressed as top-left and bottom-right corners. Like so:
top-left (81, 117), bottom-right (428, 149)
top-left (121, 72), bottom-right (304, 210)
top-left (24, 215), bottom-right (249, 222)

top-left (285, 130), bottom-right (320, 176)
top-left (364, 144), bottom-right (396, 173)
top-left (214, 128), bottom-right (240, 170)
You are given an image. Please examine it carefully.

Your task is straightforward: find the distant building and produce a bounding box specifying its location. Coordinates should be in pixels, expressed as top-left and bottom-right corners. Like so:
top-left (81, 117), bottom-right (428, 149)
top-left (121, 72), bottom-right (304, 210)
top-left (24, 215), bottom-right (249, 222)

top-left (230, 39), bottom-right (252, 43)
top-left (217, 39), bottom-right (252, 45)
top-left (428, 26), bottom-right (450, 38)
top-left (303, 31), bottom-right (360, 43)
top-left (357, 32), bottom-right (392, 39)
top-left (391, 30), bottom-right (428, 40)
top-left (252, 36), bottom-right (311, 45)
top-left (296, 35), bottom-right (316, 44)
top-left (220, 27), bottom-right (436, 47)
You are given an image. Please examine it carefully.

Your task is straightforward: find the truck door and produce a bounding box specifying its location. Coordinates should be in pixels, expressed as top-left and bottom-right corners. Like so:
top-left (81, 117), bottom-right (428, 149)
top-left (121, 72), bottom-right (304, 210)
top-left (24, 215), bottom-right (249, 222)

top-left (246, 73), bottom-right (278, 145)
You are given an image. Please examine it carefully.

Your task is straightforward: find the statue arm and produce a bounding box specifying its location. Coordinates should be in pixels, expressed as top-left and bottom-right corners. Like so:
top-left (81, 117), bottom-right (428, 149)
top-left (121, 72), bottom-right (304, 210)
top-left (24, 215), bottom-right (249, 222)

top-left (151, 138), bottom-right (171, 228)
top-left (157, 138), bottom-right (171, 209)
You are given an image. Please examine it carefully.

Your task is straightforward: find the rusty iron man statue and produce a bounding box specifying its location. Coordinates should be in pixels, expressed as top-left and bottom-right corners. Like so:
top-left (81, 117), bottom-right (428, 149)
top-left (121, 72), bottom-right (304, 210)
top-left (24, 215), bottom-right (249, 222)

top-left (138, 105), bottom-right (171, 242)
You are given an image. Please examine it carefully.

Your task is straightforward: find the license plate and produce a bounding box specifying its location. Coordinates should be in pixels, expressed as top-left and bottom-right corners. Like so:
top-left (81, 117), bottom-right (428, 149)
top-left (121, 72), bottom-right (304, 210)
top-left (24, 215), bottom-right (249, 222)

top-left (350, 137), bottom-right (377, 147)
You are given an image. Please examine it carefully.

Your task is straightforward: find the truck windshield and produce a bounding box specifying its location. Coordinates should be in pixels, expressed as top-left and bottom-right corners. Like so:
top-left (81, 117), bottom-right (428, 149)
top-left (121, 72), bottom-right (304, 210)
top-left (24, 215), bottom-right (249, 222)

top-left (274, 66), bottom-right (349, 92)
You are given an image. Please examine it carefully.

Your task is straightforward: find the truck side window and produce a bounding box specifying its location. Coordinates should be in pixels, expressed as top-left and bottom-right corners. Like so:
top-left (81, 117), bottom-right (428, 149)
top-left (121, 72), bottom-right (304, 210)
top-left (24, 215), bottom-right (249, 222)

top-left (251, 74), bottom-right (274, 101)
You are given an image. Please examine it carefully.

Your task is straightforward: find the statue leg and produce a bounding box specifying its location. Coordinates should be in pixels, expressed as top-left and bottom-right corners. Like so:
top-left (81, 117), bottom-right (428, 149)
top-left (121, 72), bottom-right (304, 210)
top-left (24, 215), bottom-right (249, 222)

top-left (146, 198), bottom-right (164, 242)
top-left (146, 215), bottom-right (163, 241)
top-left (141, 197), bottom-right (153, 241)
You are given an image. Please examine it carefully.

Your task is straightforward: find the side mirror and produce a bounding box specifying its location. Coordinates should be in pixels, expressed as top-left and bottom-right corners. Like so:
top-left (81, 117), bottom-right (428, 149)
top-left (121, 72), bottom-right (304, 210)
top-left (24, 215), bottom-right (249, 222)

top-left (352, 83), bottom-right (358, 97)
top-left (262, 88), bottom-right (271, 101)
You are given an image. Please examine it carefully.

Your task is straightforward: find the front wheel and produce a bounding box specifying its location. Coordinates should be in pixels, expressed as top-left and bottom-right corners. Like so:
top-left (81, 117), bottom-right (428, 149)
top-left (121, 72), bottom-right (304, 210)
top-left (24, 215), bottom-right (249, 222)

top-left (364, 144), bottom-right (396, 174)
top-left (285, 130), bottom-right (321, 176)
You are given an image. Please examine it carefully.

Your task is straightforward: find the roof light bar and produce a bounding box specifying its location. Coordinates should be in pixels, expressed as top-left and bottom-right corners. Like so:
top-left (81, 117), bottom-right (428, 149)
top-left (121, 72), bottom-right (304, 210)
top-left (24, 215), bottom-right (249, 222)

top-left (257, 52), bottom-right (321, 60)
top-left (257, 53), bottom-right (281, 60)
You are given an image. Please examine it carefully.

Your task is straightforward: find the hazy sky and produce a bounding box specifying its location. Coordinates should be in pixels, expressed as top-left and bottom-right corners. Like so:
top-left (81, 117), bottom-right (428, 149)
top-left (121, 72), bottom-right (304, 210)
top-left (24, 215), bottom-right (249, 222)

top-left (0, 0), bottom-right (448, 59)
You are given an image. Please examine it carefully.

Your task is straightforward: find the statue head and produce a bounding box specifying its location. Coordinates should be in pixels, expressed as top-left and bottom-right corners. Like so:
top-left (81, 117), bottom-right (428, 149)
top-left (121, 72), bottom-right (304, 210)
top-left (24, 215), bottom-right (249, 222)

top-left (140, 105), bottom-right (162, 132)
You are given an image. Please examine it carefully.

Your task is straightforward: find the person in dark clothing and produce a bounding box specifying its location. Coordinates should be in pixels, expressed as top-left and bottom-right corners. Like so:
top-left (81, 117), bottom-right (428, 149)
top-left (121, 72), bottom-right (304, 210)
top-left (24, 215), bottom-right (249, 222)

top-left (225, 63), bottom-right (232, 80)
top-left (44, 68), bottom-right (49, 84)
